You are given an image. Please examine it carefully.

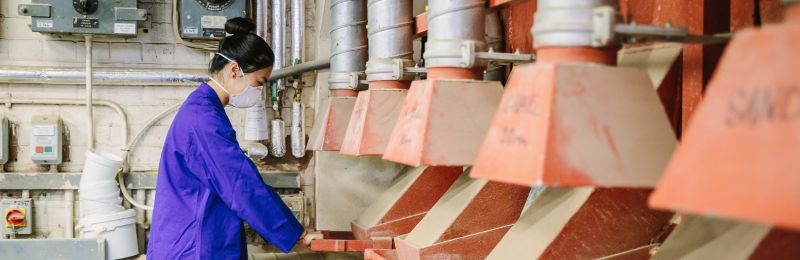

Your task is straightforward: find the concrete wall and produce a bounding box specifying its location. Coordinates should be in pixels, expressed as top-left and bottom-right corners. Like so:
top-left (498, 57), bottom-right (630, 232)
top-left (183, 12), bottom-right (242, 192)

top-left (0, 0), bottom-right (319, 240)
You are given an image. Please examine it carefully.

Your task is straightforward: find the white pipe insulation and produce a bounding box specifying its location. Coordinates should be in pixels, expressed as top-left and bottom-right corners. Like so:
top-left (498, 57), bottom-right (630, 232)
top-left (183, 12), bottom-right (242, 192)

top-left (290, 0), bottom-right (306, 158)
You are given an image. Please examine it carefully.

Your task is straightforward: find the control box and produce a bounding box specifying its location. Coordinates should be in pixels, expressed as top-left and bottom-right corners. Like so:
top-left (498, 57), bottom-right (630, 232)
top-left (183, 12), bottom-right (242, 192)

top-left (179, 0), bottom-right (247, 39)
top-left (18, 0), bottom-right (147, 36)
top-left (2, 199), bottom-right (33, 236)
top-left (30, 116), bottom-right (63, 165)
top-left (0, 118), bottom-right (9, 165)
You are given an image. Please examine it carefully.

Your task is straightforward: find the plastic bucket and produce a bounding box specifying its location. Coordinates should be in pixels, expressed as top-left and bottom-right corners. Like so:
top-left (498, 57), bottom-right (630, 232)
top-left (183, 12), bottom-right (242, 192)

top-left (81, 151), bottom-right (123, 185)
top-left (78, 209), bottom-right (139, 260)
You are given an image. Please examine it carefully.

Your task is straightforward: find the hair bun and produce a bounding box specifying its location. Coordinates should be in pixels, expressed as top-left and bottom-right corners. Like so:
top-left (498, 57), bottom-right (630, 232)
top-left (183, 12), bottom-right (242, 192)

top-left (225, 17), bottom-right (256, 36)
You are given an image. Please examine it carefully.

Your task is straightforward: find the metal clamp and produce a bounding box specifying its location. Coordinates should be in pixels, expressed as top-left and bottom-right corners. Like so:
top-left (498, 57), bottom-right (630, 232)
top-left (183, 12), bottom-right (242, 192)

top-left (462, 41), bottom-right (536, 67)
top-left (329, 71), bottom-right (364, 90)
top-left (613, 23), bottom-right (732, 45)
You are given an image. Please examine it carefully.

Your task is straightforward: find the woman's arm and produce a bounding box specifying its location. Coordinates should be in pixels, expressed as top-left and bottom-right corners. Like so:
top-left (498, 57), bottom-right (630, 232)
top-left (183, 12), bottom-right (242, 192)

top-left (189, 124), bottom-right (303, 253)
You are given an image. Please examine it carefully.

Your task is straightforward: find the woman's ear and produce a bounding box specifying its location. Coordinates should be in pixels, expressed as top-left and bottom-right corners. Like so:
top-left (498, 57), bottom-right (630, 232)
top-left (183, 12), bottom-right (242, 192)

top-left (228, 62), bottom-right (241, 79)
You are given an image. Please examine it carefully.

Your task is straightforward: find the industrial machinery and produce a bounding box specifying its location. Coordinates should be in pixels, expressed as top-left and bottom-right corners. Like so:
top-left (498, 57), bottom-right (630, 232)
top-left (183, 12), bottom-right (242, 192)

top-left (17, 0), bottom-right (147, 36)
top-left (178, 0), bottom-right (248, 39)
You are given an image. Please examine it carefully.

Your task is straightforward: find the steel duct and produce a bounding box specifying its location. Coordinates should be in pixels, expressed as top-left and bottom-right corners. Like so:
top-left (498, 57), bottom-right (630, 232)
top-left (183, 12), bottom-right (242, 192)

top-left (364, 0), bottom-right (414, 81)
top-left (423, 0), bottom-right (486, 68)
top-left (329, 0), bottom-right (368, 89)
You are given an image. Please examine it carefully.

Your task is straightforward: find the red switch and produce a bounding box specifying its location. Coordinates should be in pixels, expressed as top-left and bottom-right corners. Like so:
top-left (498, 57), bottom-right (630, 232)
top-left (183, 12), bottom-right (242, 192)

top-left (35, 146), bottom-right (43, 153)
top-left (5, 209), bottom-right (25, 227)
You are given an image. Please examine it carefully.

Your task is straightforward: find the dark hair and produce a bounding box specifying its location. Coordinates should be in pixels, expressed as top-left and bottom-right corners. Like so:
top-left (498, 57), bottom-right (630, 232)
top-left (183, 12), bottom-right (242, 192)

top-left (208, 17), bottom-right (274, 74)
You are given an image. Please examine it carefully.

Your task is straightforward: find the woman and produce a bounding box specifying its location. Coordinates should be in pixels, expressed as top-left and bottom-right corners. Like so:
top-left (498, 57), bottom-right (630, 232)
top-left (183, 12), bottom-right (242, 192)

top-left (147, 18), bottom-right (304, 259)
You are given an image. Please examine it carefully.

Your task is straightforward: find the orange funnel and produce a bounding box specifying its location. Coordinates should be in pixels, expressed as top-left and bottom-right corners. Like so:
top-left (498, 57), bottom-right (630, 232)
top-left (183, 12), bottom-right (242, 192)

top-left (307, 90), bottom-right (357, 151)
top-left (341, 81), bottom-right (410, 156)
top-left (471, 60), bottom-right (677, 187)
top-left (650, 15), bottom-right (800, 232)
top-left (382, 69), bottom-right (504, 166)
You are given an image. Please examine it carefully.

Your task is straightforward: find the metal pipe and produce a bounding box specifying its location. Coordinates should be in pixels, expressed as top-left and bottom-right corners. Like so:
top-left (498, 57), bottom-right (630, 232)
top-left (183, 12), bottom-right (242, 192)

top-left (256, 0), bottom-right (265, 37)
top-left (0, 67), bottom-right (207, 85)
top-left (365, 0), bottom-right (414, 81)
top-left (329, 0), bottom-right (368, 90)
top-left (269, 59), bottom-right (330, 81)
top-left (272, 0), bottom-right (286, 90)
top-left (0, 59), bottom-right (329, 86)
top-left (85, 35), bottom-right (94, 151)
top-left (424, 0), bottom-right (486, 68)
top-left (2, 98), bottom-right (128, 148)
top-left (135, 189), bottom-right (146, 227)
top-left (291, 0), bottom-right (304, 65)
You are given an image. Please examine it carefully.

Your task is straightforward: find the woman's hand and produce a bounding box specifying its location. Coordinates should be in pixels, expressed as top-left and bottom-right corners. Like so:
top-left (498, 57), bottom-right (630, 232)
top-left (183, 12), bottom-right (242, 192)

top-left (300, 228), bottom-right (323, 247)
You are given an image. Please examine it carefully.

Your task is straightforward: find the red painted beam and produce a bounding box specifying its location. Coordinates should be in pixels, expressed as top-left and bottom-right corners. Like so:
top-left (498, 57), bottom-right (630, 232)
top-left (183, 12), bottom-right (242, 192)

top-left (309, 237), bottom-right (393, 252)
top-left (652, 0), bottom-right (730, 132)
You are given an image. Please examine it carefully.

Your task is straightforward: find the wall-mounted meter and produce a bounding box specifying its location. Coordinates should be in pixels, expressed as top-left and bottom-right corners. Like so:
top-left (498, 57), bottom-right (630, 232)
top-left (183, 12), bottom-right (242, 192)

top-left (18, 0), bottom-right (147, 36)
top-left (30, 115), bottom-right (62, 165)
top-left (179, 0), bottom-right (247, 39)
top-left (0, 118), bottom-right (9, 165)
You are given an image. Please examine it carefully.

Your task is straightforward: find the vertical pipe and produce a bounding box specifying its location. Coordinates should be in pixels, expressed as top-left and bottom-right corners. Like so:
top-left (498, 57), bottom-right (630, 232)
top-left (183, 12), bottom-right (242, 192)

top-left (291, 94), bottom-right (305, 158)
top-left (328, 0), bottom-right (368, 90)
top-left (135, 189), bottom-right (146, 226)
top-left (423, 0), bottom-right (486, 70)
top-left (85, 35), bottom-right (94, 151)
top-left (291, 0), bottom-right (304, 65)
top-left (64, 190), bottom-right (74, 238)
top-left (290, 0), bottom-right (305, 158)
top-left (272, 0), bottom-right (286, 84)
top-left (256, 0), bottom-right (265, 37)
top-left (365, 0), bottom-right (414, 82)
top-left (146, 190), bottom-right (155, 226)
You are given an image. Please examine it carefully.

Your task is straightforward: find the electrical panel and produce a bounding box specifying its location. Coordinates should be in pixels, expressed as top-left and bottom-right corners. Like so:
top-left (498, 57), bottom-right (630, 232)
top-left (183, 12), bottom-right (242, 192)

top-left (2, 199), bottom-right (33, 236)
top-left (0, 118), bottom-right (8, 165)
top-left (18, 0), bottom-right (147, 36)
top-left (179, 0), bottom-right (247, 39)
top-left (30, 116), bottom-right (63, 165)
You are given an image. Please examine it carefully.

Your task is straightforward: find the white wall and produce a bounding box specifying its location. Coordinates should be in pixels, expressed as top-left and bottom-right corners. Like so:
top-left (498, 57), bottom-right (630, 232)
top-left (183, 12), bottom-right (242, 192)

top-left (0, 0), bottom-right (319, 239)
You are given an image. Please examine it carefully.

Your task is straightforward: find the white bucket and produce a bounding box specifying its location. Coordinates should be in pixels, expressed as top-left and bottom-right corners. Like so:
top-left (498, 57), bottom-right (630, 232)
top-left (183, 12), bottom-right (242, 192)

top-left (81, 151), bottom-right (123, 185)
top-left (78, 209), bottom-right (139, 260)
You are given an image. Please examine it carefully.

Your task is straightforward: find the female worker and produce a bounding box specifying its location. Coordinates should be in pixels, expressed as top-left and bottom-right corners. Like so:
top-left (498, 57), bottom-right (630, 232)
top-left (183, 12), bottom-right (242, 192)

top-left (147, 18), bottom-right (304, 259)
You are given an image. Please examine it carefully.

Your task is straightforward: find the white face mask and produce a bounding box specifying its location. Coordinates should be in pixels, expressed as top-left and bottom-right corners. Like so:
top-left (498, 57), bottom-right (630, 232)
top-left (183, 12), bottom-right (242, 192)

top-left (211, 53), bottom-right (264, 108)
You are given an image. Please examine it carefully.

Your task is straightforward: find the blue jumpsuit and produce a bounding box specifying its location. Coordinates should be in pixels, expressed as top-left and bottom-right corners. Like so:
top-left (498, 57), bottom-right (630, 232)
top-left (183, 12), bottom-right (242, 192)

top-left (147, 83), bottom-right (303, 259)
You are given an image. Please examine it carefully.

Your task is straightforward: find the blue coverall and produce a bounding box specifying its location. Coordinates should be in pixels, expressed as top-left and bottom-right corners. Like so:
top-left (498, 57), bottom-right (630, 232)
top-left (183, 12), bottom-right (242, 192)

top-left (147, 83), bottom-right (303, 259)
